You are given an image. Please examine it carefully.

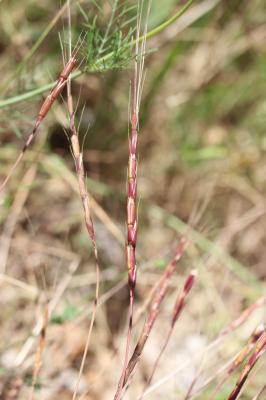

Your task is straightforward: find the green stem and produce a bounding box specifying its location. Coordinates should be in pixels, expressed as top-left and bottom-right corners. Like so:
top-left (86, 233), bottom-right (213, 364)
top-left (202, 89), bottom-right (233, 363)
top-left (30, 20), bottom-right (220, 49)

top-left (138, 0), bottom-right (193, 43)
top-left (0, 0), bottom-right (193, 110)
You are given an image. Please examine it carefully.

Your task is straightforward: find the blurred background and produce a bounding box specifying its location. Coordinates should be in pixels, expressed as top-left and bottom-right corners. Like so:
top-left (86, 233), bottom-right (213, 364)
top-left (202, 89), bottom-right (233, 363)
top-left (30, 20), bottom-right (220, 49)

top-left (0, 0), bottom-right (266, 399)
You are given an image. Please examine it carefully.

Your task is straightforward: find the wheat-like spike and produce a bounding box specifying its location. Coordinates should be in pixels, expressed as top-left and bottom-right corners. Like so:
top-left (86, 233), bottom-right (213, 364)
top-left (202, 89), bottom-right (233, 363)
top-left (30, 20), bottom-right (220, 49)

top-left (114, 3), bottom-right (151, 399)
top-left (0, 56), bottom-right (77, 193)
top-left (64, 4), bottom-right (100, 400)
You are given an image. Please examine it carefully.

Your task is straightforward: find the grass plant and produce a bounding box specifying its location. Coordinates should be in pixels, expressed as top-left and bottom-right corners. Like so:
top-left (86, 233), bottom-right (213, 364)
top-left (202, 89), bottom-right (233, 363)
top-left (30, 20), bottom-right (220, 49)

top-left (0, 1), bottom-right (265, 399)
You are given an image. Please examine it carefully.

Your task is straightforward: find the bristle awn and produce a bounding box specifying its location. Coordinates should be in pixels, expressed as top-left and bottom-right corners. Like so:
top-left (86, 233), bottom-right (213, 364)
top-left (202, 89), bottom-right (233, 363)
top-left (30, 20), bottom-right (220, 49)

top-left (113, 2), bottom-right (150, 399)
top-left (65, 3), bottom-right (100, 399)
top-left (227, 332), bottom-right (266, 400)
top-left (139, 270), bottom-right (197, 400)
top-left (114, 237), bottom-right (187, 398)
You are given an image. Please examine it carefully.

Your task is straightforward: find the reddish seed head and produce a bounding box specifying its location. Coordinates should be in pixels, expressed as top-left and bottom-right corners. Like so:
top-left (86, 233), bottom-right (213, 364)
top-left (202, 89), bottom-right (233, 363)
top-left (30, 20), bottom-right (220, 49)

top-left (60, 57), bottom-right (77, 79)
top-left (38, 94), bottom-right (55, 119)
top-left (128, 156), bottom-right (137, 180)
top-left (127, 197), bottom-right (136, 226)
top-left (171, 270), bottom-right (197, 327)
top-left (128, 180), bottom-right (137, 198)
top-left (252, 324), bottom-right (265, 342)
top-left (184, 270), bottom-right (197, 293)
top-left (129, 133), bottom-right (138, 154)
top-left (128, 222), bottom-right (137, 245)
top-left (85, 221), bottom-right (94, 240)
top-left (131, 112), bottom-right (138, 129)
top-left (127, 245), bottom-right (136, 288)
top-left (128, 271), bottom-right (136, 289)
top-left (71, 56), bottom-right (78, 65)
top-left (126, 244), bottom-right (136, 272)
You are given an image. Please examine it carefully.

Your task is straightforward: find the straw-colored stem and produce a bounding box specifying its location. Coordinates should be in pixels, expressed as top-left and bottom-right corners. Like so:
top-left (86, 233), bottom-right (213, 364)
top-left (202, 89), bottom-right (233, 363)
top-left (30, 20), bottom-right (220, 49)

top-left (66, 11), bottom-right (100, 397)
top-left (68, 92), bottom-right (100, 400)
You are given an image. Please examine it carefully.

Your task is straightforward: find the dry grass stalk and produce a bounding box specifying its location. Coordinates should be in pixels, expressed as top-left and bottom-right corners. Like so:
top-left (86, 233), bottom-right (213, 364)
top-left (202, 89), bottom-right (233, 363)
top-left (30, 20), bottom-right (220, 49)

top-left (115, 237), bottom-right (187, 397)
top-left (68, 89), bottom-right (100, 400)
top-left (0, 128), bottom-right (48, 273)
top-left (140, 269), bottom-right (197, 399)
top-left (14, 259), bottom-right (80, 367)
top-left (171, 269), bottom-right (197, 327)
top-left (227, 331), bottom-right (266, 400)
top-left (134, 262), bottom-right (171, 326)
top-left (29, 303), bottom-right (48, 400)
top-left (66, 6), bottom-right (100, 400)
top-left (0, 165), bottom-right (37, 273)
top-left (114, 3), bottom-right (148, 399)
